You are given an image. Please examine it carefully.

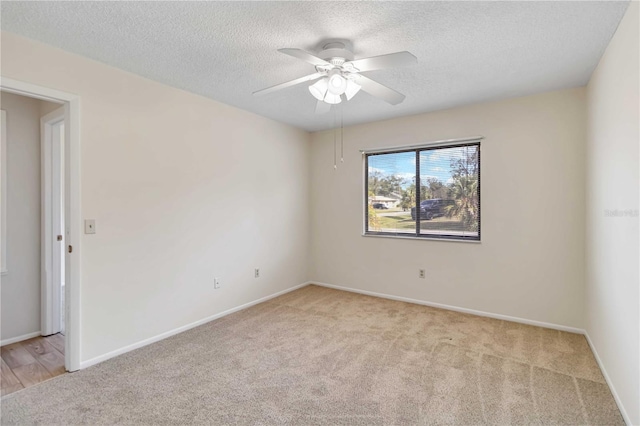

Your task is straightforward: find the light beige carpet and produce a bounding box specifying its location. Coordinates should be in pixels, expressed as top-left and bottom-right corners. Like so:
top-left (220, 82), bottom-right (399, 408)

top-left (1, 285), bottom-right (623, 425)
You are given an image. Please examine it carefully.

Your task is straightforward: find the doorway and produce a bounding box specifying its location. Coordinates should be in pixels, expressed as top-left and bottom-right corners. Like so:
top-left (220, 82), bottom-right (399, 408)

top-left (0, 92), bottom-right (69, 396)
top-left (0, 78), bottom-right (81, 377)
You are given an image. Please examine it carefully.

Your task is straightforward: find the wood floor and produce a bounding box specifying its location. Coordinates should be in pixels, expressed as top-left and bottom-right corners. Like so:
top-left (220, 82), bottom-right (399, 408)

top-left (1, 334), bottom-right (65, 397)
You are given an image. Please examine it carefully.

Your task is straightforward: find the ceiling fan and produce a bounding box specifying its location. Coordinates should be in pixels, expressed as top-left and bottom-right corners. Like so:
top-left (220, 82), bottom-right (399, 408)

top-left (253, 40), bottom-right (417, 114)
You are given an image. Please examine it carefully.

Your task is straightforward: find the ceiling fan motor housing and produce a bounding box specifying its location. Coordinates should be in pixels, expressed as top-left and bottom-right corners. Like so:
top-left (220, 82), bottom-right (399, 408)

top-left (318, 40), bottom-right (354, 63)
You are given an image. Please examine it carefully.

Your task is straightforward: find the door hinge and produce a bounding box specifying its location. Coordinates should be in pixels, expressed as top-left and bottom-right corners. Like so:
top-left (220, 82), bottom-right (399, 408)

top-left (68, 245), bottom-right (73, 253)
top-left (57, 235), bottom-right (63, 241)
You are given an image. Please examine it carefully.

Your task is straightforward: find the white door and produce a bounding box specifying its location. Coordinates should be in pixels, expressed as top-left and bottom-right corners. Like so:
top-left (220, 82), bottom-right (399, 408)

top-left (41, 109), bottom-right (65, 336)
top-left (52, 121), bottom-right (65, 335)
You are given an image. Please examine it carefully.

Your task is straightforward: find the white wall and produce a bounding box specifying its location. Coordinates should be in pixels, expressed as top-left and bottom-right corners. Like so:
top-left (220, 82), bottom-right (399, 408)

top-left (310, 88), bottom-right (586, 329)
top-left (0, 92), bottom-right (59, 342)
top-left (1, 32), bottom-right (311, 362)
top-left (585, 2), bottom-right (639, 424)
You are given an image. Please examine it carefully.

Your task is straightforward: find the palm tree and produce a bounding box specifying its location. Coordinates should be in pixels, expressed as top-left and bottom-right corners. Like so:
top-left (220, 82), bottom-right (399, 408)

top-left (399, 185), bottom-right (416, 211)
top-left (367, 189), bottom-right (381, 230)
top-left (446, 176), bottom-right (478, 231)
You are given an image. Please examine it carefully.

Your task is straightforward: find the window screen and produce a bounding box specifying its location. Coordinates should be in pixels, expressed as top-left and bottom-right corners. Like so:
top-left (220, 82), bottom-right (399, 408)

top-left (365, 141), bottom-right (480, 241)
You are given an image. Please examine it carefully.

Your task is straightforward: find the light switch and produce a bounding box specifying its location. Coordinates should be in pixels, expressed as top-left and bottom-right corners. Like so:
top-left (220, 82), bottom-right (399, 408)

top-left (84, 219), bottom-right (96, 234)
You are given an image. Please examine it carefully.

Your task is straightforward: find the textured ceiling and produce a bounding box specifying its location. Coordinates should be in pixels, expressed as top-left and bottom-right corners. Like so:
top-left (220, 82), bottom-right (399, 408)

top-left (1, 1), bottom-right (629, 132)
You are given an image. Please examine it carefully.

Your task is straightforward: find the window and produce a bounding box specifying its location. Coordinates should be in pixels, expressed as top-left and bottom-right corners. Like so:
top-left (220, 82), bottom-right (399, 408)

top-left (364, 138), bottom-right (481, 241)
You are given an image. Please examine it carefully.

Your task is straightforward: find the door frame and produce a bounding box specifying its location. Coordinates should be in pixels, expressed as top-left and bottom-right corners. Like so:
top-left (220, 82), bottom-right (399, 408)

top-left (1, 110), bottom-right (7, 276)
top-left (41, 108), bottom-right (65, 337)
top-left (0, 77), bottom-right (81, 372)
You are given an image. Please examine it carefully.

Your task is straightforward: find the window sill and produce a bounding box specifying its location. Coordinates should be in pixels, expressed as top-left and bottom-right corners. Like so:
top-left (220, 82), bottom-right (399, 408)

top-left (362, 233), bottom-right (481, 243)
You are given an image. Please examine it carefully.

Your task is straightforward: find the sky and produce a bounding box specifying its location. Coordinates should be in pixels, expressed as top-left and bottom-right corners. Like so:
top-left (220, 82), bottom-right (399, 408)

top-left (368, 146), bottom-right (472, 188)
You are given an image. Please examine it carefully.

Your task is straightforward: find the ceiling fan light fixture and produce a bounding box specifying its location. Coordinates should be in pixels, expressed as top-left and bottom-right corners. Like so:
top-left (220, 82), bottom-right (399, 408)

top-left (309, 78), bottom-right (328, 101)
top-left (344, 80), bottom-right (362, 101)
top-left (330, 74), bottom-right (344, 88)
top-left (327, 69), bottom-right (347, 95)
top-left (323, 92), bottom-right (342, 104)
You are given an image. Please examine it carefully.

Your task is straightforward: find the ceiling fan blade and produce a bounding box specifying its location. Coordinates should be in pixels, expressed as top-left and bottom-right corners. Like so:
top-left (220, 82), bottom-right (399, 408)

top-left (278, 48), bottom-right (330, 67)
top-left (349, 51), bottom-right (417, 72)
top-left (253, 72), bottom-right (324, 97)
top-left (356, 75), bottom-right (406, 105)
top-left (315, 100), bottom-right (331, 115)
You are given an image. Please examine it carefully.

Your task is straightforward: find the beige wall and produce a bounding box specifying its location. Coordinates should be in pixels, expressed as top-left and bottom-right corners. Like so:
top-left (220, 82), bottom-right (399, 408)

top-left (0, 92), bottom-right (59, 341)
top-left (39, 99), bottom-right (63, 117)
top-left (1, 32), bottom-right (311, 362)
top-left (585, 2), bottom-right (639, 424)
top-left (310, 87), bottom-right (586, 329)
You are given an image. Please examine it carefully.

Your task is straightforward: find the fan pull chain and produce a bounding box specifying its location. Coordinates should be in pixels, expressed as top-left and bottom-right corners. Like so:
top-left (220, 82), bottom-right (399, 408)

top-left (340, 103), bottom-right (344, 163)
top-left (333, 106), bottom-right (337, 170)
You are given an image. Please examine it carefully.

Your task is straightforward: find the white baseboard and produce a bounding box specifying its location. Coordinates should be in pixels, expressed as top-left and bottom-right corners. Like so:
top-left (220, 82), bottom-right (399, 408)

top-left (80, 282), bottom-right (311, 369)
top-left (583, 332), bottom-right (632, 426)
top-left (1, 331), bottom-right (41, 346)
top-left (311, 281), bottom-right (585, 334)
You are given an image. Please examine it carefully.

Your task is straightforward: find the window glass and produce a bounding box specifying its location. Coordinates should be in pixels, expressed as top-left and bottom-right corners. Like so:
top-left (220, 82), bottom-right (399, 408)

top-left (367, 151), bottom-right (416, 235)
top-left (365, 141), bottom-right (480, 241)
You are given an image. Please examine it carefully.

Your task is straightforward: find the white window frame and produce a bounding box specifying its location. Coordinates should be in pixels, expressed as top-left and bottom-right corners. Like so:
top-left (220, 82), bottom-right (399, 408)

top-left (362, 136), bottom-right (482, 242)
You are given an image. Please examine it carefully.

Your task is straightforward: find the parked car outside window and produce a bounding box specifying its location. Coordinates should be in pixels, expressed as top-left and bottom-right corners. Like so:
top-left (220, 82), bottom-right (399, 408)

top-left (410, 199), bottom-right (455, 220)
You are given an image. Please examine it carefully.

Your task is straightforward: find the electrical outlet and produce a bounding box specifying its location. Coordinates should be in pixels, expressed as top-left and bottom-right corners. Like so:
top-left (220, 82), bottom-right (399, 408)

top-left (255, 268), bottom-right (260, 278)
top-left (214, 277), bottom-right (221, 289)
top-left (419, 269), bottom-right (425, 279)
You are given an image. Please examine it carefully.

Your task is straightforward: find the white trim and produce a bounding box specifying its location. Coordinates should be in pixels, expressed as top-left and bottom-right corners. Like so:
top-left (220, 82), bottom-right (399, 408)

top-left (362, 233), bottom-right (482, 243)
top-left (41, 108), bottom-right (65, 336)
top-left (1, 110), bottom-right (7, 275)
top-left (360, 135), bottom-right (484, 154)
top-left (1, 331), bottom-right (41, 347)
top-left (312, 281), bottom-right (585, 334)
top-left (66, 95), bottom-right (82, 372)
top-left (0, 77), bottom-right (82, 372)
top-left (0, 77), bottom-right (79, 104)
top-left (583, 332), bottom-right (632, 426)
top-left (80, 282), bottom-right (311, 369)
